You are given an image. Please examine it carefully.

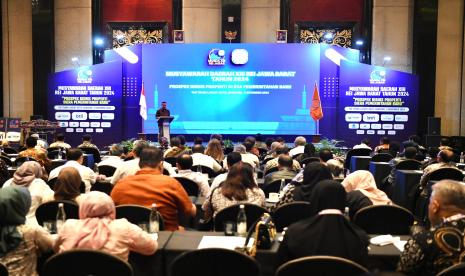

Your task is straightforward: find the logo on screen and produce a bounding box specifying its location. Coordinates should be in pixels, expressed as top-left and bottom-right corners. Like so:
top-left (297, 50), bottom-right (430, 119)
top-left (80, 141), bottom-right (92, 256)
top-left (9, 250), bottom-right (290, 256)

top-left (370, 70), bottom-right (386, 84)
top-left (77, 67), bottom-right (93, 83)
top-left (208, 49), bottom-right (226, 65)
top-left (231, 49), bottom-right (248, 65)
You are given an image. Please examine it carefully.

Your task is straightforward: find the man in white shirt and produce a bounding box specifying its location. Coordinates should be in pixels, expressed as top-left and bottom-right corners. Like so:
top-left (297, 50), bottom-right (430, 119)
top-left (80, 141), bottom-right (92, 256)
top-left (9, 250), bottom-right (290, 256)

top-left (174, 154), bottom-right (210, 197)
top-left (48, 148), bottom-right (97, 193)
top-left (191, 144), bottom-right (222, 172)
top-left (49, 133), bottom-right (71, 149)
top-left (210, 152), bottom-right (242, 194)
top-left (289, 136), bottom-right (306, 157)
top-left (353, 138), bottom-right (372, 150)
top-left (97, 144), bottom-right (125, 181)
top-left (235, 143), bottom-right (259, 169)
top-left (111, 141), bottom-right (176, 185)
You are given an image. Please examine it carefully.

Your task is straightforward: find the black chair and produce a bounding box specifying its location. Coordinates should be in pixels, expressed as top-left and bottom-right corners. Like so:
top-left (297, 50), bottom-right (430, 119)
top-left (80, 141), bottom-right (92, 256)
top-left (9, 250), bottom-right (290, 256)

top-left (42, 249), bottom-right (133, 276)
top-left (262, 157), bottom-right (274, 165)
top-left (163, 168), bottom-right (170, 176)
top-left (174, 177), bottom-right (200, 197)
top-left (170, 248), bottom-right (260, 276)
top-left (192, 165), bottom-right (215, 178)
top-left (299, 157), bottom-right (321, 167)
top-left (47, 147), bottom-right (65, 152)
top-left (115, 204), bottom-right (165, 230)
top-left (353, 205), bottom-right (414, 235)
top-left (395, 159), bottom-right (422, 170)
top-left (262, 178), bottom-right (292, 198)
top-left (0, 262), bottom-right (7, 276)
top-left (437, 262), bottom-right (465, 276)
top-left (0, 155), bottom-right (12, 166)
top-left (79, 147), bottom-right (101, 163)
top-left (124, 156), bottom-right (134, 161)
top-left (344, 148), bottom-right (372, 172)
top-left (164, 157), bottom-right (177, 167)
top-left (47, 150), bottom-right (61, 160)
top-left (371, 153), bottom-right (393, 162)
top-left (13, 156), bottom-right (37, 167)
top-left (48, 178), bottom-right (86, 194)
top-left (90, 181), bottom-right (114, 195)
top-left (428, 167), bottom-right (464, 182)
top-left (264, 166), bottom-right (279, 175)
top-left (275, 255), bottom-right (368, 276)
top-left (35, 200), bottom-right (79, 226)
top-left (272, 202), bottom-right (312, 232)
top-left (97, 165), bottom-right (117, 177)
top-left (214, 203), bottom-right (267, 231)
top-left (2, 147), bottom-right (17, 154)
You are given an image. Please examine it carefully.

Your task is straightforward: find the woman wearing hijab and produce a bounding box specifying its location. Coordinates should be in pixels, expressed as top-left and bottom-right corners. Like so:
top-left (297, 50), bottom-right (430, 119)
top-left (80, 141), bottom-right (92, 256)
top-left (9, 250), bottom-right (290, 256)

top-left (295, 143), bottom-right (316, 163)
top-left (0, 186), bottom-right (53, 276)
top-left (277, 180), bottom-right (369, 266)
top-left (342, 170), bottom-right (392, 218)
top-left (54, 191), bottom-right (157, 260)
top-left (49, 167), bottom-right (83, 204)
top-left (3, 161), bottom-right (53, 225)
top-left (272, 162), bottom-right (332, 210)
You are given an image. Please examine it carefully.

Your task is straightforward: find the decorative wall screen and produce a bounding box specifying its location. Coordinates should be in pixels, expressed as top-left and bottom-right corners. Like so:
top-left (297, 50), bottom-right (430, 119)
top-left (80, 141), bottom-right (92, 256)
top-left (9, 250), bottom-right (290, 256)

top-left (107, 22), bottom-right (169, 48)
top-left (295, 22), bottom-right (356, 48)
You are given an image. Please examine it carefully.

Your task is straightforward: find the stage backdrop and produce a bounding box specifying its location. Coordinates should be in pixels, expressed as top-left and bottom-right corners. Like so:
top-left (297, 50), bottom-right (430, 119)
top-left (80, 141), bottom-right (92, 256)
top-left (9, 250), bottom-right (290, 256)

top-left (47, 61), bottom-right (123, 147)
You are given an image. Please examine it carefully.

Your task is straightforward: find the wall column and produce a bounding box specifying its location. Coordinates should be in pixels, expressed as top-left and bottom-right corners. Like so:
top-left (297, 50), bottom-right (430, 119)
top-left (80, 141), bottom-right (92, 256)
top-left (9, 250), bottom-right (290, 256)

top-left (183, 0), bottom-right (221, 43)
top-left (2, 0), bottom-right (33, 120)
top-left (241, 0), bottom-right (280, 43)
top-left (435, 0), bottom-right (464, 136)
top-left (55, 0), bottom-right (92, 72)
top-left (372, 0), bottom-right (413, 73)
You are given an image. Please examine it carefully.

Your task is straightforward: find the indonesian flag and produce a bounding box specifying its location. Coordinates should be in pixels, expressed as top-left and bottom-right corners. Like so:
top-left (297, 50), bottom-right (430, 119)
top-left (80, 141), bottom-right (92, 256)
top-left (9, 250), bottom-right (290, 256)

top-left (310, 83), bottom-right (323, 121)
top-left (139, 82), bottom-right (147, 120)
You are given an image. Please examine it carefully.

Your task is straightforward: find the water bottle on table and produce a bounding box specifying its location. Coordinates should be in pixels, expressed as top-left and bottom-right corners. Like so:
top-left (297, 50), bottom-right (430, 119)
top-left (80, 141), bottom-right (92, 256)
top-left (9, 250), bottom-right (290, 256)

top-left (237, 204), bottom-right (247, 237)
top-left (56, 203), bottom-right (66, 234)
top-left (149, 203), bottom-right (160, 233)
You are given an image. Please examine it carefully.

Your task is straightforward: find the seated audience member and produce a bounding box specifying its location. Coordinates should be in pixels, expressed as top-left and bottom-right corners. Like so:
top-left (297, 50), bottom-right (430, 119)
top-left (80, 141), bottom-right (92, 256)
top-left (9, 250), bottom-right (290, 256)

top-left (111, 141), bottom-right (176, 185)
top-left (263, 141), bottom-right (281, 161)
top-left (0, 186), bottom-right (53, 276)
top-left (3, 161), bottom-right (53, 225)
top-left (30, 133), bottom-right (48, 150)
top-left (97, 144), bottom-right (125, 169)
top-left (263, 155), bottom-right (297, 187)
top-left (353, 138), bottom-right (372, 150)
top-left (240, 142), bottom-right (260, 168)
top-left (254, 133), bottom-right (267, 150)
top-left (295, 143), bottom-right (316, 163)
top-left (111, 147), bottom-right (196, 230)
top-left (277, 180), bottom-right (368, 266)
top-left (210, 134), bottom-right (223, 144)
top-left (193, 137), bottom-right (203, 145)
top-left (18, 136), bottom-right (51, 172)
top-left (326, 158), bottom-right (344, 178)
top-left (48, 148), bottom-right (97, 193)
top-left (77, 134), bottom-right (98, 149)
top-left (275, 137), bottom-right (285, 144)
top-left (419, 149), bottom-right (456, 188)
top-left (49, 133), bottom-right (71, 149)
top-left (210, 152), bottom-right (242, 193)
top-left (319, 148), bottom-right (334, 163)
top-left (174, 154), bottom-right (210, 197)
top-left (388, 141), bottom-right (401, 158)
top-left (205, 139), bottom-right (224, 165)
top-left (54, 191), bottom-right (157, 260)
top-left (163, 137), bottom-right (188, 158)
top-left (289, 136), bottom-right (307, 157)
top-left (382, 147), bottom-right (418, 191)
top-left (191, 144), bottom-right (222, 172)
top-left (264, 144), bottom-right (301, 174)
top-left (244, 136), bottom-right (260, 156)
top-left (398, 180), bottom-right (465, 275)
top-left (0, 159), bottom-right (9, 187)
top-left (342, 170), bottom-right (392, 209)
top-left (374, 136), bottom-right (390, 154)
top-left (422, 147), bottom-right (440, 169)
top-left (202, 163), bottom-right (265, 220)
top-left (177, 135), bottom-right (192, 155)
top-left (439, 137), bottom-right (453, 151)
top-left (272, 162), bottom-right (332, 210)
top-left (49, 167), bottom-right (84, 204)
top-left (265, 137), bottom-right (275, 151)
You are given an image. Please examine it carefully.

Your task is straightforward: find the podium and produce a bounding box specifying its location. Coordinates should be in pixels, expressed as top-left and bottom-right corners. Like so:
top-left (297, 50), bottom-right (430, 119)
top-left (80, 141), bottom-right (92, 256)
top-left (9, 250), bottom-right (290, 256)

top-left (157, 116), bottom-right (174, 141)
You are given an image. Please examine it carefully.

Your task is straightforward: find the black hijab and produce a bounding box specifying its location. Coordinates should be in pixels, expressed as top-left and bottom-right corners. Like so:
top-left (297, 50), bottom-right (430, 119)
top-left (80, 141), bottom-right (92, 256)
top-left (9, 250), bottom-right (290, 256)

top-left (292, 162), bottom-right (332, 202)
top-left (278, 180), bottom-right (369, 266)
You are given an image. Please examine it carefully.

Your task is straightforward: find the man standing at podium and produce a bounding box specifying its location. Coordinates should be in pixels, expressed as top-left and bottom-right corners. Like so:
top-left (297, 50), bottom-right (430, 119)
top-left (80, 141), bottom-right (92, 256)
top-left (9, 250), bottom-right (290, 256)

top-left (156, 101), bottom-right (170, 140)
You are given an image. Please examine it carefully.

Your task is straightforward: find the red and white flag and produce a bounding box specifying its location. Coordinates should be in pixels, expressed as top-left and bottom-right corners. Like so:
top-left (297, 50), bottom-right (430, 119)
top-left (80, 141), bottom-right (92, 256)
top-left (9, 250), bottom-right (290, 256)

top-left (310, 82), bottom-right (323, 121)
top-left (139, 82), bottom-right (147, 120)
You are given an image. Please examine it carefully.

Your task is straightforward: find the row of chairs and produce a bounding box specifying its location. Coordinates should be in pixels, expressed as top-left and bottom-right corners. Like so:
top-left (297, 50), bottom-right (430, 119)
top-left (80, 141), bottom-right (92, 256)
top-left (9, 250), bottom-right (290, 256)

top-left (0, 155), bottom-right (37, 167)
top-left (30, 247), bottom-right (465, 276)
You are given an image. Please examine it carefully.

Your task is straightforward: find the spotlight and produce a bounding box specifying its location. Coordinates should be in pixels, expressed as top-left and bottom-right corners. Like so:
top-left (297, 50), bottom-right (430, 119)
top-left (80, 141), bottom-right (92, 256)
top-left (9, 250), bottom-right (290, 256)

top-left (383, 56), bottom-right (392, 62)
top-left (116, 34), bottom-right (125, 40)
top-left (71, 57), bottom-right (79, 62)
top-left (324, 33), bottom-right (333, 40)
top-left (94, 37), bottom-right (104, 46)
top-left (355, 40), bottom-right (364, 46)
